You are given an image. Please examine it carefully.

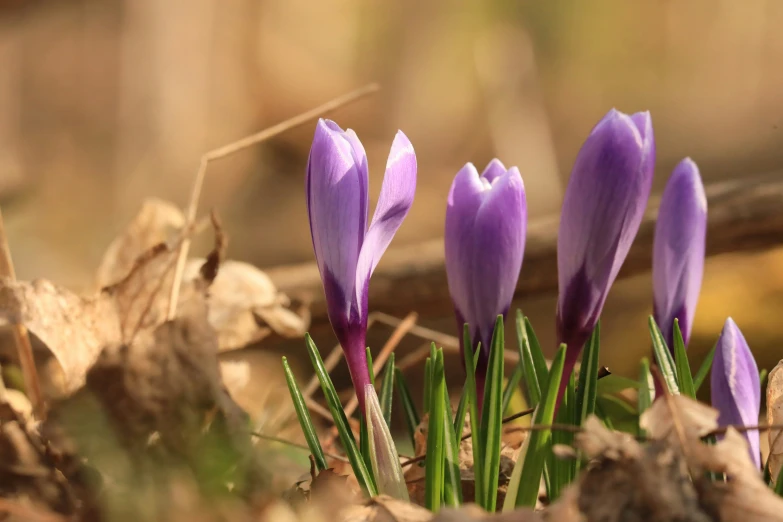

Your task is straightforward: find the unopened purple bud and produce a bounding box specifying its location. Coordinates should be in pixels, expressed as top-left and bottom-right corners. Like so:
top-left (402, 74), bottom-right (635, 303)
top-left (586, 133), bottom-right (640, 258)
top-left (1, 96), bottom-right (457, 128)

top-left (711, 318), bottom-right (761, 468)
top-left (445, 160), bottom-right (527, 403)
top-left (556, 109), bottom-right (655, 404)
top-left (653, 158), bottom-right (707, 349)
top-left (306, 119), bottom-right (416, 412)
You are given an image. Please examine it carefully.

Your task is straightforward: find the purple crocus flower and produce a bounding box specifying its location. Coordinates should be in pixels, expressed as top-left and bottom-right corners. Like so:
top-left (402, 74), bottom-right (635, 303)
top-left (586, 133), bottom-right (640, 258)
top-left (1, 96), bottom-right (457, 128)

top-left (711, 318), bottom-right (761, 468)
top-left (556, 109), bottom-right (655, 405)
top-left (445, 160), bottom-right (527, 408)
top-left (653, 158), bottom-right (707, 349)
top-left (306, 119), bottom-right (417, 413)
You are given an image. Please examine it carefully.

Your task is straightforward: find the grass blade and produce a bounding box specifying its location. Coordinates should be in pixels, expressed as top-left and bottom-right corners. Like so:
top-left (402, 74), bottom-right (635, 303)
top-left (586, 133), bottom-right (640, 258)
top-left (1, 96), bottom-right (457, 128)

top-left (304, 334), bottom-right (377, 496)
top-left (774, 464), bottom-right (783, 496)
top-left (576, 322), bottom-right (601, 424)
top-left (672, 319), bottom-right (695, 398)
top-left (479, 316), bottom-right (505, 512)
top-left (425, 348), bottom-right (446, 512)
top-left (693, 344), bottom-right (716, 393)
top-left (502, 361), bottom-right (523, 414)
top-left (454, 348), bottom-right (480, 435)
top-left (441, 359), bottom-right (463, 507)
top-left (761, 368), bottom-right (769, 390)
top-left (638, 357), bottom-right (652, 437)
top-left (505, 344), bottom-right (567, 509)
top-left (648, 316), bottom-right (679, 394)
top-left (423, 357), bottom-right (433, 415)
top-left (548, 369), bottom-right (575, 500)
top-left (462, 323), bottom-right (484, 508)
top-left (282, 357), bottom-right (328, 472)
top-left (366, 346), bottom-right (375, 386)
top-left (380, 353), bottom-right (395, 428)
top-left (515, 311), bottom-right (549, 407)
top-left (395, 368), bottom-right (420, 449)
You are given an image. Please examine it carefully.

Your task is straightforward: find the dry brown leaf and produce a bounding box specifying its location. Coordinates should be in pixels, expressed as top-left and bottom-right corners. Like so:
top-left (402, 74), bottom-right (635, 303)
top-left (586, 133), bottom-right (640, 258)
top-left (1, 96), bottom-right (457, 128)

top-left (183, 259), bottom-right (309, 352)
top-left (431, 505), bottom-right (541, 521)
top-left (639, 394), bottom-right (719, 442)
top-left (0, 278), bottom-right (122, 393)
top-left (341, 495), bottom-right (431, 522)
top-left (767, 360), bottom-right (783, 485)
top-left (691, 428), bottom-right (783, 521)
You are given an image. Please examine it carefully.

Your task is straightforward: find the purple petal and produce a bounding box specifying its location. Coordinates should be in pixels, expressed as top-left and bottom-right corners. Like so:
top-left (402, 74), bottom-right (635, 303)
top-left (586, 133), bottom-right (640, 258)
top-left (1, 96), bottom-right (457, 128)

top-left (354, 130), bottom-right (417, 316)
top-left (307, 119), bottom-right (369, 329)
top-left (653, 158), bottom-right (707, 348)
top-left (445, 163), bottom-right (485, 339)
top-left (469, 167), bottom-right (527, 351)
top-left (556, 109), bottom-right (655, 347)
top-left (555, 109), bottom-right (655, 410)
top-left (481, 158), bottom-right (507, 184)
top-left (711, 318), bottom-right (761, 468)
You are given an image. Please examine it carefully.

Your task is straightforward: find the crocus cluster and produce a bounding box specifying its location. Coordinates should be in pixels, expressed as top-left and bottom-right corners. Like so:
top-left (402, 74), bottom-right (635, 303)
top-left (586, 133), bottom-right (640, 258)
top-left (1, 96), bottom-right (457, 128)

top-left (555, 109), bottom-right (655, 402)
top-left (711, 318), bottom-right (761, 468)
top-left (306, 119), bottom-right (416, 412)
top-left (444, 160), bottom-right (527, 408)
top-left (652, 158), bottom-right (707, 349)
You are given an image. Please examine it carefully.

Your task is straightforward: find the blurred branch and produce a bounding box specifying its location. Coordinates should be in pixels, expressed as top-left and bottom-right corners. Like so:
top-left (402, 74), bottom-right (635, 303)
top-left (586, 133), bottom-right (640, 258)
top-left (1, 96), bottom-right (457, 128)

top-left (268, 171), bottom-right (783, 328)
top-left (165, 83), bottom-right (380, 320)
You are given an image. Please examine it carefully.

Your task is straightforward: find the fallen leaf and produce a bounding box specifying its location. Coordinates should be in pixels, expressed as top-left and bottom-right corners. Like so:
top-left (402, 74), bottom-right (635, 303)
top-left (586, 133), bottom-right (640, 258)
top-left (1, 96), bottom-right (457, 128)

top-left (0, 278), bottom-right (122, 393)
top-left (639, 394), bottom-right (719, 442)
top-left (341, 495), bottom-right (431, 522)
top-left (184, 259), bottom-right (309, 352)
top-left (767, 360), bottom-right (783, 485)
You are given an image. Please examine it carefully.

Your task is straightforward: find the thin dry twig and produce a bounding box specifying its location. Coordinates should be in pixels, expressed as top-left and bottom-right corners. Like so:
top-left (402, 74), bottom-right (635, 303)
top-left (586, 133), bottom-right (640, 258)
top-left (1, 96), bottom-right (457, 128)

top-left (166, 83), bottom-right (380, 321)
top-left (0, 207), bottom-right (45, 419)
top-left (250, 431), bottom-right (349, 462)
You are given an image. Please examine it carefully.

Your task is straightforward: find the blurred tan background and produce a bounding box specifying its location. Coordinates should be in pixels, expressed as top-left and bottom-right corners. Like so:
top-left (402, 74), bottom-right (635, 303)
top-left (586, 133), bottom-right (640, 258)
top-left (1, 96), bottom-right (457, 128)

top-left (1, 0), bottom-right (783, 407)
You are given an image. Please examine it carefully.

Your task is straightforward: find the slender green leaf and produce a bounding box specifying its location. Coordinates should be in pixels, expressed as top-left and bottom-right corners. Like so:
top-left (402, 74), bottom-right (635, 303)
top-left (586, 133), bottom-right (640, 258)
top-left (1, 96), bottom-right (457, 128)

top-left (282, 357), bottom-right (328, 472)
top-left (595, 394), bottom-right (638, 434)
top-left (515, 311), bottom-right (549, 407)
top-left (672, 320), bottom-right (695, 398)
top-left (502, 361), bottom-right (523, 415)
top-left (505, 345), bottom-right (566, 510)
top-left (638, 357), bottom-right (652, 437)
top-left (761, 368), bottom-right (769, 390)
top-left (366, 347), bottom-right (375, 386)
top-left (576, 323), bottom-right (601, 424)
top-left (764, 458), bottom-right (772, 487)
top-left (594, 400), bottom-right (615, 430)
top-left (479, 316), bottom-right (505, 512)
top-left (379, 354), bottom-right (395, 428)
top-left (425, 349), bottom-right (446, 512)
top-left (423, 357), bottom-right (433, 415)
top-left (649, 316), bottom-right (679, 394)
top-left (304, 334), bottom-right (376, 495)
top-left (454, 348), bottom-right (480, 435)
top-left (395, 368), bottom-right (420, 449)
top-left (360, 418), bottom-right (371, 474)
top-left (548, 369), bottom-right (576, 500)
top-left (365, 385), bottom-right (409, 500)
top-left (693, 344), bottom-right (716, 393)
top-left (462, 324), bottom-right (484, 508)
top-left (442, 361), bottom-right (462, 507)
top-left (596, 374), bottom-right (640, 395)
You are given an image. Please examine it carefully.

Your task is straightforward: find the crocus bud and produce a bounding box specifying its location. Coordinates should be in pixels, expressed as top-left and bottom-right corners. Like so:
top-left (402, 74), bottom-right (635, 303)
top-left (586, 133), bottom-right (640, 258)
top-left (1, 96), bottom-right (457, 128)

top-left (445, 160), bottom-right (527, 405)
top-left (556, 109), bottom-right (655, 403)
top-left (711, 318), bottom-right (761, 468)
top-left (307, 119), bottom-right (416, 412)
top-left (653, 158), bottom-right (707, 349)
